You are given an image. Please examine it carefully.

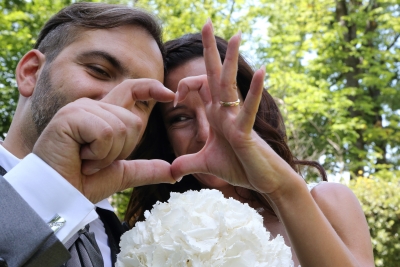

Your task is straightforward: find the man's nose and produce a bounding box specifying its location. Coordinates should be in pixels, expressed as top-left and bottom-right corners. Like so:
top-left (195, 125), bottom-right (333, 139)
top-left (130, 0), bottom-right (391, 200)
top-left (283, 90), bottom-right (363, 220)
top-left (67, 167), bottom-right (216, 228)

top-left (89, 87), bottom-right (111, 101)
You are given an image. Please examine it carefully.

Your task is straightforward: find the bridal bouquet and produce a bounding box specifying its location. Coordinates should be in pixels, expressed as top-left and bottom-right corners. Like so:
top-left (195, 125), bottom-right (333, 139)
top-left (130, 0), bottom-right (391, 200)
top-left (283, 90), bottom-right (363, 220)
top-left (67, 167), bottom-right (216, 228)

top-left (116, 189), bottom-right (293, 267)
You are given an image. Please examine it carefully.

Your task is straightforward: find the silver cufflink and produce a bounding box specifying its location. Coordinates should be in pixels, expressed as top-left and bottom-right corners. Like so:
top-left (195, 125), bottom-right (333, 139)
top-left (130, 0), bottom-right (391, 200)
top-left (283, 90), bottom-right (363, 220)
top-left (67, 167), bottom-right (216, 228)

top-left (47, 214), bottom-right (66, 234)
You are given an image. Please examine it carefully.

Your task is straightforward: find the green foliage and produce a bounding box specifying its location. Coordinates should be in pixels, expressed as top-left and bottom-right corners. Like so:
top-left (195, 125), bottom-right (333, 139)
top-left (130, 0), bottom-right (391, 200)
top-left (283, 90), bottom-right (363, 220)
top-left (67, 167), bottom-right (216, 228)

top-left (0, 0), bottom-right (73, 138)
top-left (3, 1), bottom-right (397, 178)
top-left (349, 171), bottom-right (400, 266)
top-left (111, 188), bottom-right (132, 220)
top-left (258, 0), bottom-right (400, 177)
top-left (135, 0), bottom-right (259, 43)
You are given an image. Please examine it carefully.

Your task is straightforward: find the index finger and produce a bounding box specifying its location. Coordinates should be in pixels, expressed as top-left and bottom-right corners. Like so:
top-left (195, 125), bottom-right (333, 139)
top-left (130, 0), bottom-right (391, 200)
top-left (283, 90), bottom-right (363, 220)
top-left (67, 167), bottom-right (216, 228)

top-left (101, 78), bottom-right (175, 110)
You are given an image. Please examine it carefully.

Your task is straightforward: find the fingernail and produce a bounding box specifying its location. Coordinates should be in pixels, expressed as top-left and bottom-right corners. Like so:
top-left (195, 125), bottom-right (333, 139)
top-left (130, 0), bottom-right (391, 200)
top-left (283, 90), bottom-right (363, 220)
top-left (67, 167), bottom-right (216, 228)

top-left (260, 65), bottom-right (266, 74)
top-left (207, 18), bottom-right (214, 32)
top-left (173, 91), bottom-right (179, 107)
top-left (237, 30), bottom-right (242, 41)
top-left (176, 176), bottom-right (183, 182)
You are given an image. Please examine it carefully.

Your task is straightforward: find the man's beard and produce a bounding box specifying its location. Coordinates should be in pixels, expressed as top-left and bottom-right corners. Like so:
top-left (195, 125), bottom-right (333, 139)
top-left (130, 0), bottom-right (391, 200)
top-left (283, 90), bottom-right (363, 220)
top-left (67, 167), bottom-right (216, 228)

top-left (30, 64), bottom-right (66, 136)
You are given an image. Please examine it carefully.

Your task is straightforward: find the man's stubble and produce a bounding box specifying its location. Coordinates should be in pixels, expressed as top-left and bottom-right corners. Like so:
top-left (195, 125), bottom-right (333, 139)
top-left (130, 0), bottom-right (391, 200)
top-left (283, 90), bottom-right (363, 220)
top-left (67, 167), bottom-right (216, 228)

top-left (27, 63), bottom-right (67, 147)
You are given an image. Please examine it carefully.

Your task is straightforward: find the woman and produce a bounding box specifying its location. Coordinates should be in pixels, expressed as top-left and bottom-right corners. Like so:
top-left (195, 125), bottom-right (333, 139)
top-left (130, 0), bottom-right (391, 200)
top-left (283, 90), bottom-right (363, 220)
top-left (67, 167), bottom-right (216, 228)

top-left (127, 21), bottom-right (374, 266)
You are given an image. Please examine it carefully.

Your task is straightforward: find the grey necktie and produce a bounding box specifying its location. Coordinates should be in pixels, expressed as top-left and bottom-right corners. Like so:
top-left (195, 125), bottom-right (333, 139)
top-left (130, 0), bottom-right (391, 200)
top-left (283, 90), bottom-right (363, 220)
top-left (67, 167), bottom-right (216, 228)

top-left (63, 224), bottom-right (104, 267)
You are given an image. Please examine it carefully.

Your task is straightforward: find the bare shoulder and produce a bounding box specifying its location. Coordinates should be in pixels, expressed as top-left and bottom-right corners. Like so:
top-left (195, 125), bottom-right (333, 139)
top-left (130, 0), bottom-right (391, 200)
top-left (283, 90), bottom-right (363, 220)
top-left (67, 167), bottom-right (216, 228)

top-left (311, 182), bottom-right (375, 266)
top-left (310, 182), bottom-right (365, 232)
top-left (310, 182), bottom-right (358, 206)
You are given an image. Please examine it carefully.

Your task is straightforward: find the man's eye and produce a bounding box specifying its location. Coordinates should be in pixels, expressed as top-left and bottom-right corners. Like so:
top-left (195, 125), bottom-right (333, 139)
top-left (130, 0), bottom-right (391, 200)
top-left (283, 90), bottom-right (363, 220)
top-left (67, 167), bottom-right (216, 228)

top-left (88, 65), bottom-right (110, 78)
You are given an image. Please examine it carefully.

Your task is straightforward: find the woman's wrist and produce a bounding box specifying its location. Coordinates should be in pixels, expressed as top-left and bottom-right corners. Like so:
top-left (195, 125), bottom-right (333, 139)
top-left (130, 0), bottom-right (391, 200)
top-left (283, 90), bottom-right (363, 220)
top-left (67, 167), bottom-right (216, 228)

top-left (260, 174), bottom-right (309, 216)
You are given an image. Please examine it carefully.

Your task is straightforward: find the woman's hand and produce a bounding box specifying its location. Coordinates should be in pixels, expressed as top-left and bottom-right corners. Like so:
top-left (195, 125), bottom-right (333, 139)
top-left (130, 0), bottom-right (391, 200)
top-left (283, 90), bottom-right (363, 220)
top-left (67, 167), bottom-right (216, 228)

top-left (170, 20), bottom-right (302, 197)
top-left (170, 20), bottom-right (374, 267)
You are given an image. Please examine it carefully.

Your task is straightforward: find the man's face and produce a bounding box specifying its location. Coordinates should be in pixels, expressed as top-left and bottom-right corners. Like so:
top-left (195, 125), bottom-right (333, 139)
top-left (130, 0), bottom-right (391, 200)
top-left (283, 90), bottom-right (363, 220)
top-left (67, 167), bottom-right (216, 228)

top-left (31, 25), bottom-right (164, 140)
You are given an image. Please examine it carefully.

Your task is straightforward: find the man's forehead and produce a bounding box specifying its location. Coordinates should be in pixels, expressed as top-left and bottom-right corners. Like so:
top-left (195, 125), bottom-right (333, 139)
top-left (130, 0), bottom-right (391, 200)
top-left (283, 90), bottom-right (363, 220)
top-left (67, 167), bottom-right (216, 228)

top-left (63, 25), bottom-right (160, 57)
top-left (64, 26), bottom-right (164, 81)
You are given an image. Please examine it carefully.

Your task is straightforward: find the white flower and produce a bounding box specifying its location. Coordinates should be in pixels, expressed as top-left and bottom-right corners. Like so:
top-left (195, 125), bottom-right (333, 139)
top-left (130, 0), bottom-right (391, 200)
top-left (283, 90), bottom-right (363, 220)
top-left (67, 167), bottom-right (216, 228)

top-left (116, 189), bottom-right (293, 267)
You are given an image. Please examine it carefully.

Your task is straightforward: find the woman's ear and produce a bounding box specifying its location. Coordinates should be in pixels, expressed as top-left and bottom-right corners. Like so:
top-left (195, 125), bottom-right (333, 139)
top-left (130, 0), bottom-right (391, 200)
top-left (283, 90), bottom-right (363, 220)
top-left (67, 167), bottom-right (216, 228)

top-left (15, 49), bottom-right (46, 97)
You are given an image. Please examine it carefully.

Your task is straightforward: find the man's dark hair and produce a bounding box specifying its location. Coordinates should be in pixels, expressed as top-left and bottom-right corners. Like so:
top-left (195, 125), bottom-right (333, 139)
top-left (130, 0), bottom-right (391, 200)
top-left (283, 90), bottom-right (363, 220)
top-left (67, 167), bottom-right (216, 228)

top-left (34, 2), bottom-right (164, 62)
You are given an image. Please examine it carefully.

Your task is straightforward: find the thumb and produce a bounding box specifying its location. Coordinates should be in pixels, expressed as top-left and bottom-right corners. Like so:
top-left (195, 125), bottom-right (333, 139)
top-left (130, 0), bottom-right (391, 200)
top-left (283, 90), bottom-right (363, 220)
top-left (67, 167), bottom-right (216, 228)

top-left (122, 159), bottom-right (177, 189)
top-left (171, 153), bottom-right (208, 181)
top-left (83, 159), bottom-right (177, 203)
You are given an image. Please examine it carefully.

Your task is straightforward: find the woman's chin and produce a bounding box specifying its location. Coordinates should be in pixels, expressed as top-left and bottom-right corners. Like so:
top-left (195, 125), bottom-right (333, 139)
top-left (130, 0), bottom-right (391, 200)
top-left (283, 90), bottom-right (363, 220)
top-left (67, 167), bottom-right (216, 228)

top-left (194, 173), bottom-right (231, 189)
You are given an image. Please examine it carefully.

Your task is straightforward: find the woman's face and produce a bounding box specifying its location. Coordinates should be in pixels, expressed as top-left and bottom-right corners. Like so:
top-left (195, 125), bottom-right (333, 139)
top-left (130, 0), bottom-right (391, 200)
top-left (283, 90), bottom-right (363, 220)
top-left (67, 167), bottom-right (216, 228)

top-left (161, 57), bottom-right (230, 189)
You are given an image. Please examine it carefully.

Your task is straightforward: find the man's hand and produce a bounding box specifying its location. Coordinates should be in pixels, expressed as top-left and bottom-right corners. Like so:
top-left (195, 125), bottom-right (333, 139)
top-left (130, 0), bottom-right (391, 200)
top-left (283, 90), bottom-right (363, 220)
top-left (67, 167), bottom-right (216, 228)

top-left (33, 79), bottom-right (177, 203)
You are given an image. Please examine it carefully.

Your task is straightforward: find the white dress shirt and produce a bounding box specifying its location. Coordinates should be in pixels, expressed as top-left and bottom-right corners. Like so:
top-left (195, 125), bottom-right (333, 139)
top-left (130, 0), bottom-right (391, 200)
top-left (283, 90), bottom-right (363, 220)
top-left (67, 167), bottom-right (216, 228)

top-left (0, 143), bottom-right (113, 267)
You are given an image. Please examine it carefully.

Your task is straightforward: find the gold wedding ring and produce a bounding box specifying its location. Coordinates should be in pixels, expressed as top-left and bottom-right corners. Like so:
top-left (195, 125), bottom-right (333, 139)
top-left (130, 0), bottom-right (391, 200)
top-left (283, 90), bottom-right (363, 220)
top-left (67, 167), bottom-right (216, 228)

top-left (219, 99), bottom-right (240, 107)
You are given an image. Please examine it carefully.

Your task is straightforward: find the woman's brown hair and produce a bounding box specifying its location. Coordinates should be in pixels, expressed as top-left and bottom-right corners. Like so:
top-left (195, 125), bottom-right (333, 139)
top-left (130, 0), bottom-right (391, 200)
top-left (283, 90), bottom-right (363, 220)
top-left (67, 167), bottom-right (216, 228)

top-left (125, 33), bottom-right (327, 227)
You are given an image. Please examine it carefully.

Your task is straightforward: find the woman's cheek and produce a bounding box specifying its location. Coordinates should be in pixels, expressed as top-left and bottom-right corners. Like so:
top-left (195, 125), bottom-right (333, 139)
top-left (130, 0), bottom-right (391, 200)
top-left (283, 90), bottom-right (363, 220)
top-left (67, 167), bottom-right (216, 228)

top-left (168, 130), bottom-right (186, 157)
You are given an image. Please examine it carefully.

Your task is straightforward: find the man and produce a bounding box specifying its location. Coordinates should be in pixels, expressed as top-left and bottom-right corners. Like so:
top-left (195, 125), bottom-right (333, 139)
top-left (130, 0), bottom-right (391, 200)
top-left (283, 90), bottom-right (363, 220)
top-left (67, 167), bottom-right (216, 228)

top-left (0, 3), bottom-right (177, 267)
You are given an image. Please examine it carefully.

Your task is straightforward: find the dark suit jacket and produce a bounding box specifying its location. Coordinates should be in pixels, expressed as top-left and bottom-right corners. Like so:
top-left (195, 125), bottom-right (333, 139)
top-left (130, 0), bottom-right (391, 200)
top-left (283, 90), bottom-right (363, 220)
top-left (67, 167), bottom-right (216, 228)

top-left (0, 176), bottom-right (70, 267)
top-left (0, 175), bottom-right (125, 267)
top-left (96, 208), bottom-right (125, 265)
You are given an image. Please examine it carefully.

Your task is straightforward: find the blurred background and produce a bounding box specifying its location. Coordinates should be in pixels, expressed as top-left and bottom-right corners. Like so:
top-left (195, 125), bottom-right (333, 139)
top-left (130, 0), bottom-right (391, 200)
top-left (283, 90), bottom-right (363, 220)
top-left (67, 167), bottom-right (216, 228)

top-left (1, 0), bottom-right (399, 265)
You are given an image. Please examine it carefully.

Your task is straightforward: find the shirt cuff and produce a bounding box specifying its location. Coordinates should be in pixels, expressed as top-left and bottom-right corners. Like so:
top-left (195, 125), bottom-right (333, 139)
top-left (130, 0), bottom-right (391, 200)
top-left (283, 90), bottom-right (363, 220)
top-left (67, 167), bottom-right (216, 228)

top-left (4, 153), bottom-right (96, 243)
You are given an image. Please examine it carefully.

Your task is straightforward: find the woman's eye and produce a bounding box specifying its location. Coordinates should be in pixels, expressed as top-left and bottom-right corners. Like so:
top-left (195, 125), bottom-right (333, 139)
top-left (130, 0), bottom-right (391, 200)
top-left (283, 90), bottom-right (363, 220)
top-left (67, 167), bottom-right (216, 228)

top-left (170, 116), bottom-right (189, 124)
top-left (136, 100), bottom-right (150, 108)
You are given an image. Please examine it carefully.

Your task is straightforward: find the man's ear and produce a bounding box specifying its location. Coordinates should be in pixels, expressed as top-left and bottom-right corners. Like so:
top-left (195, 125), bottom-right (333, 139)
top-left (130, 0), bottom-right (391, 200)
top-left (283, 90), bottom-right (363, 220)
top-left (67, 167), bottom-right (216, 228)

top-left (16, 49), bottom-right (46, 97)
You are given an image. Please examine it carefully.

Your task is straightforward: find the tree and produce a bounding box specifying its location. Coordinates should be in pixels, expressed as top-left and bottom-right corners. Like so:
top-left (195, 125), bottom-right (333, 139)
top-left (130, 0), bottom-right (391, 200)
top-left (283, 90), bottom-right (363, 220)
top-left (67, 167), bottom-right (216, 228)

top-left (349, 170), bottom-right (400, 267)
top-left (257, 0), bottom-right (400, 178)
top-left (0, 0), bottom-right (74, 137)
top-left (136, 0), bottom-right (259, 42)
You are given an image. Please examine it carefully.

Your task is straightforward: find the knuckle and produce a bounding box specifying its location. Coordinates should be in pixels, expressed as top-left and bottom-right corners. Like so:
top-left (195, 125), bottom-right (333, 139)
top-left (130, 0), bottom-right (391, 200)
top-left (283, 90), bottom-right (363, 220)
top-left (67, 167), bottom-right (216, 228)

top-left (134, 118), bottom-right (143, 132)
top-left (130, 116), bottom-right (143, 133)
top-left (147, 79), bottom-right (161, 87)
top-left (115, 121), bottom-right (127, 137)
top-left (99, 125), bottom-right (113, 140)
top-left (220, 80), bottom-right (231, 88)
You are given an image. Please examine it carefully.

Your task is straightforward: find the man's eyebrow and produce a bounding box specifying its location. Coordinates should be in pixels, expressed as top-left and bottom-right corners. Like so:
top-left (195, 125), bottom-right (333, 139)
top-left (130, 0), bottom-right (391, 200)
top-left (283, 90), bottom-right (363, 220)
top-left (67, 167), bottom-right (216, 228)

top-left (78, 50), bottom-right (133, 77)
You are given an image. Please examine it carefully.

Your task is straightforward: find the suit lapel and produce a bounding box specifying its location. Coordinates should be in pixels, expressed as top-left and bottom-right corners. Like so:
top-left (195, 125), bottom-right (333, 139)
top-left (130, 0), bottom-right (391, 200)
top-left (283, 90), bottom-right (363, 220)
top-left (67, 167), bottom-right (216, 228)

top-left (1, 162), bottom-right (125, 266)
top-left (0, 165), bottom-right (7, 176)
